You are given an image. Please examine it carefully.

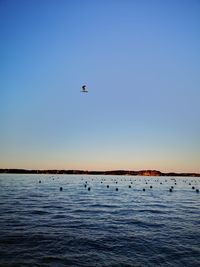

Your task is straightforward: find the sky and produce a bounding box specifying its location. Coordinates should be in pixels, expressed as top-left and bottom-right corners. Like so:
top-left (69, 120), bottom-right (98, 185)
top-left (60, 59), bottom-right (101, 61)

top-left (1, 0), bottom-right (200, 172)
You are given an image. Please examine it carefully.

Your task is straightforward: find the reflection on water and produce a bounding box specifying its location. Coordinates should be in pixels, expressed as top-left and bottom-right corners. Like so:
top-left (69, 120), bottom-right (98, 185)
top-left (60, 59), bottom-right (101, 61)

top-left (0, 174), bottom-right (200, 266)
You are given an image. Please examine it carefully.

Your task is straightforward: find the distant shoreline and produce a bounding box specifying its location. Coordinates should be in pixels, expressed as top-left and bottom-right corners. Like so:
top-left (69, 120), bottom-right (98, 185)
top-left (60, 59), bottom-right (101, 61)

top-left (0, 169), bottom-right (199, 177)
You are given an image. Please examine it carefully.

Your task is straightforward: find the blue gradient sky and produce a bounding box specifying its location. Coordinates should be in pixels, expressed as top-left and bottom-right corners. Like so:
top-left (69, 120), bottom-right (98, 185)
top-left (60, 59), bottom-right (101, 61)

top-left (1, 0), bottom-right (200, 172)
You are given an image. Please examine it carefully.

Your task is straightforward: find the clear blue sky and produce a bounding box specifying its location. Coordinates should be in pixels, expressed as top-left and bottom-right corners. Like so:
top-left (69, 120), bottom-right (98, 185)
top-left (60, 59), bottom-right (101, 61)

top-left (1, 0), bottom-right (200, 172)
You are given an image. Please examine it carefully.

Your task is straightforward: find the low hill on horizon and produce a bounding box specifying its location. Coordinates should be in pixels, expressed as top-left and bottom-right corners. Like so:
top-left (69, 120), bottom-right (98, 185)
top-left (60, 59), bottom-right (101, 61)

top-left (0, 169), bottom-right (199, 177)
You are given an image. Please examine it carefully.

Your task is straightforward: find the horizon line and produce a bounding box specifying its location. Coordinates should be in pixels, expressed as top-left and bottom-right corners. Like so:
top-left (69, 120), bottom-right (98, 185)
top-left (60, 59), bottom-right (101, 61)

top-left (0, 168), bottom-right (200, 177)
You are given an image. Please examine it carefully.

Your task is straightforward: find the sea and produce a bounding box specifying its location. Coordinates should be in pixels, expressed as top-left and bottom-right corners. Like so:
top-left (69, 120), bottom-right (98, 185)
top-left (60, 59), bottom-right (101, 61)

top-left (0, 174), bottom-right (199, 267)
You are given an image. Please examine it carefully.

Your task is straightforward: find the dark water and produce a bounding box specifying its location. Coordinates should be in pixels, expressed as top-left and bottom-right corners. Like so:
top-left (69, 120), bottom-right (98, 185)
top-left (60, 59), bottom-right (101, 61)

top-left (0, 174), bottom-right (199, 267)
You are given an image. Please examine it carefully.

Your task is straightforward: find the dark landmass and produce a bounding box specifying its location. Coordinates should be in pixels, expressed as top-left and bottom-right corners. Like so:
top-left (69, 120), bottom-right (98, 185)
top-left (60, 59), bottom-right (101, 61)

top-left (0, 169), bottom-right (199, 177)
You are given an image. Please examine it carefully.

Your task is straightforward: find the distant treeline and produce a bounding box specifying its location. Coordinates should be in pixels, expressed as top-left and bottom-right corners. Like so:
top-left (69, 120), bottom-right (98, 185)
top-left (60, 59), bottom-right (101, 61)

top-left (0, 169), bottom-right (199, 177)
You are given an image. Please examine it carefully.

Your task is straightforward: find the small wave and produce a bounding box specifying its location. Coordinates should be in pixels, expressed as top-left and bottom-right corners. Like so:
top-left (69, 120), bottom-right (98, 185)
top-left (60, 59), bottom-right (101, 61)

top-left (41, 255), bottom-right (72, 265)
top-left (31, 210), bottom-right (50, 215)
top-left (51, 214), bottom-right (66, 219)
top-left (138, 209), bottom-right (165, 214)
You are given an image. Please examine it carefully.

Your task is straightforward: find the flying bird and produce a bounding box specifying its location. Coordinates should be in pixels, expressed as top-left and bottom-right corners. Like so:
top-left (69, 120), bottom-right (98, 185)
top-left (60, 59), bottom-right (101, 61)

top-left (81, 85), bottom-right (88, 93)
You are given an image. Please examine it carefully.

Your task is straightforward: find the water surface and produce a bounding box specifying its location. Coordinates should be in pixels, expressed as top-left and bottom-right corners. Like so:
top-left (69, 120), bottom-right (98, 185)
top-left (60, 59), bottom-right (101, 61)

top-left (0, 174), bottom-right (199, 266)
